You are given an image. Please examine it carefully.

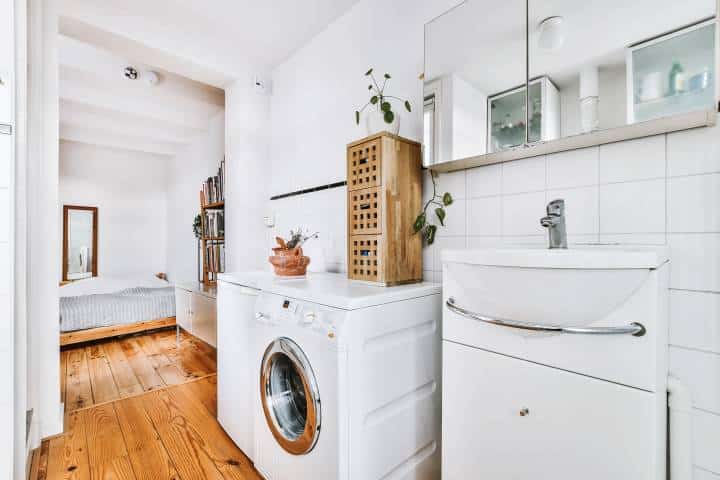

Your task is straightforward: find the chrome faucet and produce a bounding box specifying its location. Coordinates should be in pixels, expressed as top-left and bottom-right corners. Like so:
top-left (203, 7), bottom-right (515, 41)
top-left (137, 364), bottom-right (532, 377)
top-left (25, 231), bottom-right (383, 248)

top-left (540, 199), bottom-right (567, 249)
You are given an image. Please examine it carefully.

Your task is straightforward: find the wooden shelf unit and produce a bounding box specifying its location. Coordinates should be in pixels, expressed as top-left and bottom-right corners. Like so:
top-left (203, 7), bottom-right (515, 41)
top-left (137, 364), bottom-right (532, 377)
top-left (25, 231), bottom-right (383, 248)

top-left (199, 166), bottom-right (225, 285)
top-left (346, 132), bottom-right (423, 285)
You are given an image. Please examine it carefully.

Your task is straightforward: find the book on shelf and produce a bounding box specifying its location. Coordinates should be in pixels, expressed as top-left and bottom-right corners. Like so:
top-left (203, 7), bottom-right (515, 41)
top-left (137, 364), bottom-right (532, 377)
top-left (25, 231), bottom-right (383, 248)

top-left (200, 157), bottom-right (226, 205)
top-left (203, 210), bottom-right (225, 237)
top-left (204, 241), bottom-right (225, 274)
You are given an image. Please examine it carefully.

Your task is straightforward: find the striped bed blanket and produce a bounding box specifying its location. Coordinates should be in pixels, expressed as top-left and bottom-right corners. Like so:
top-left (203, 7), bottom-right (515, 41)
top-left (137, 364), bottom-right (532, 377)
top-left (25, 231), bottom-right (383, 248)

top-left (60, 286), bottom-right (176, 333)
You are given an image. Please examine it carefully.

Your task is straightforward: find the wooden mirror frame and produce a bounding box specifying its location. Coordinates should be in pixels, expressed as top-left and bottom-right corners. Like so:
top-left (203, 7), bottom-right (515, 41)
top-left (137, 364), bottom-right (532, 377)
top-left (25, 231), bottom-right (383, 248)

top-left (62, 205), bottom-right (98, 282)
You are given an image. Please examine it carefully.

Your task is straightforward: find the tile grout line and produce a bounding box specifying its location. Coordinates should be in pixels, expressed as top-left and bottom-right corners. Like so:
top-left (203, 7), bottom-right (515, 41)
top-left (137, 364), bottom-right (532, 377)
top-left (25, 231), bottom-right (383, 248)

top-left (669, 344), bottom-right (720, 357)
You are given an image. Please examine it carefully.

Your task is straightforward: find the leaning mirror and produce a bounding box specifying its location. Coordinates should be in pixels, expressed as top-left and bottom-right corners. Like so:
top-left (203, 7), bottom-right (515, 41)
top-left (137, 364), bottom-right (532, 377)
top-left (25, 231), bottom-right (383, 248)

top-left (423, 0), bottom-right (527, 167)
top-left (529, 0), bottom-right (716, 140)
top-left (62, 205), bottom-right (98, 281)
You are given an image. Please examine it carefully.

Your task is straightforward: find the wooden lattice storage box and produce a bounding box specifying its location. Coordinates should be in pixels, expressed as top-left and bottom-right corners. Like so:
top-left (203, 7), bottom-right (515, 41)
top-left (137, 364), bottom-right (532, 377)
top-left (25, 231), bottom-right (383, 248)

top-left (347, 132), bottom-right (423, 285)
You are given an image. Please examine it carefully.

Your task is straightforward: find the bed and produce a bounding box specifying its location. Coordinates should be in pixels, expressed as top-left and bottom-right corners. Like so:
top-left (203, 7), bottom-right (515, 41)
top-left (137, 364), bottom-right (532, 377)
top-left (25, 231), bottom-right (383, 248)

top-left (59, 274), bottom-right (176, 346)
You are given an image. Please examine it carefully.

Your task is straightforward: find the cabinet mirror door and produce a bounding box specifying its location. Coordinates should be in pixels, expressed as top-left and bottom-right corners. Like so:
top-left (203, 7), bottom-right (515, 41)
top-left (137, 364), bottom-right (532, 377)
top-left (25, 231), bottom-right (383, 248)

top-left (423, 0), bottom-right (527, 166)
top-left (528, 0), bottom-right (716, 140)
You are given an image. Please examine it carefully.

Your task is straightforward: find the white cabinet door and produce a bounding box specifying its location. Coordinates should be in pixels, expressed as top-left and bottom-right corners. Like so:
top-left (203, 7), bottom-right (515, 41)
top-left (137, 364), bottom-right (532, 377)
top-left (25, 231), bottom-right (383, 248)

top-left (175, 287), bottom-right (192, 332)
top-left (442, 341), bottom-right (664, 480)
top-left (217, 282), bottom-right (258, 460)
top-left (192, 293), bottom-right (217, 347)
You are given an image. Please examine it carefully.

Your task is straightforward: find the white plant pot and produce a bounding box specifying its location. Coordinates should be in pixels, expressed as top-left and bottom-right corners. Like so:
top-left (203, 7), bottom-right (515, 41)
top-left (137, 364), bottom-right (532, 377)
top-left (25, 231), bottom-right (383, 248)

top-left (365, 108), bottom-right (400, 136)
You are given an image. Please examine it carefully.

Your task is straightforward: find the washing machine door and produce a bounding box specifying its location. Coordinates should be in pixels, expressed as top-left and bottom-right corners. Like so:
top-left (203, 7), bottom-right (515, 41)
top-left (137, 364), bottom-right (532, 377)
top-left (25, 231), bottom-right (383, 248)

top-left (260, 337), bottom-right (321, 455)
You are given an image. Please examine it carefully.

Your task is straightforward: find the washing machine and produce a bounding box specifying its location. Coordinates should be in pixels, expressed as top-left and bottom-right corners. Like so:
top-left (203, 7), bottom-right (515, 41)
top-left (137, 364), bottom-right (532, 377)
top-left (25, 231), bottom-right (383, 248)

top-left (217, 271), bottom-right (273, 462)
top-left (252, 273), bottom-right (442, 480)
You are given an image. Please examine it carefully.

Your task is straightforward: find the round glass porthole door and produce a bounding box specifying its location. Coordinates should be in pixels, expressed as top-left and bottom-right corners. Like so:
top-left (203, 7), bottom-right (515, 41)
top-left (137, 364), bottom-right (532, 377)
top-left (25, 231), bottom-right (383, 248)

top-left (260, 337), bottom-right (321, 455)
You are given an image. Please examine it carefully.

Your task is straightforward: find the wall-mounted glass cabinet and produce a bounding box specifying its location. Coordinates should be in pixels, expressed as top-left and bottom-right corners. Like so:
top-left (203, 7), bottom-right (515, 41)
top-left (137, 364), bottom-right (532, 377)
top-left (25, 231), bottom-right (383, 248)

top-left (628, 19), bottom-right (715, 123)
top-left (424, 0), bottom-right (719, 171)
top-left (488, 76), bottom-right (560, 153)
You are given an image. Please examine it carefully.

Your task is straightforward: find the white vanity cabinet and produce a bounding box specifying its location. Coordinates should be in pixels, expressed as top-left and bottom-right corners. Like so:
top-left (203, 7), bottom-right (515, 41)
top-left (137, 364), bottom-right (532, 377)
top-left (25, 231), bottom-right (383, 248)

top-left (441, 246), bottom-right (669, 480)
top-left (174, 282), bottom-right (217, 347)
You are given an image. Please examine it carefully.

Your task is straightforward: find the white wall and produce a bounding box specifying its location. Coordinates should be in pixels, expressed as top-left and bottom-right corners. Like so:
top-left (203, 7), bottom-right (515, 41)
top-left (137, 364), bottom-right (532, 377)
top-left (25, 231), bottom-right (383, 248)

top-left (165, 110), bottom-right (225, 282)
top-left (225, 77), bottom-right (271, 273)
top-left (26, 0), bottom-right (62, 443)
top-left (449, 74), bottom-right (487, 159)
top-left (59, 141), bottom-right (170, 277)
top-left (267, 0), bottom-right (720, 477)
top-left (266, 0), bottom-right (459, 270)
top-left (269, 0), bottom-right (460, 197)
top-left (1, 0), bottom-right (16, 474)
top-left (559, 65), bottom-right (627, 137)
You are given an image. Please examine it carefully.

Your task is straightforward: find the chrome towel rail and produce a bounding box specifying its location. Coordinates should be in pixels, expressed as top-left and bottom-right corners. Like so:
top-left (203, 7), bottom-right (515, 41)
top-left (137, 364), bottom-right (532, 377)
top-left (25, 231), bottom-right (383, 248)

top-left (446, 297), bottom-right (646, 336)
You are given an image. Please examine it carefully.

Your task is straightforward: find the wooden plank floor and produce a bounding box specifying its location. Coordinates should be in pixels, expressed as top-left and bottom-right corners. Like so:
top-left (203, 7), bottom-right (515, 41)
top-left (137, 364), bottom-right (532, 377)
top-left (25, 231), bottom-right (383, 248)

top-left (61, 328), bottom-right (217, 414)
top-left (31, 331), bottom-right (262, 480)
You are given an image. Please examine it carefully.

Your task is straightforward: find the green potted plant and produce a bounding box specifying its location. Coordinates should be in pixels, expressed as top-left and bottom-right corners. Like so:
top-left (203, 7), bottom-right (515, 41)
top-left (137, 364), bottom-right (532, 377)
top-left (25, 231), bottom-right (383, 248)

top-left (355, 68), bottom-right (412, 135)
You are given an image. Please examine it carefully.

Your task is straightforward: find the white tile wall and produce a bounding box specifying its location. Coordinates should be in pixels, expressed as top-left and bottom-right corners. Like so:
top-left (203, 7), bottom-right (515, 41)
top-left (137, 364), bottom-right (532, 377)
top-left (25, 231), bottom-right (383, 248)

top-left (546, 147), bottom-right (598, 189)
top-left (668, 173), bottom-right (720, 233)
top-left (599, 135), bottom-right (666, 183)
top-left (694, 410), bottom-right (720, 474)
top-left (670, 290), bottom-right (720, 354)
top-left (667, 126), bottom-right (720, 177)
top-left (467, 196), bottom-right (501, 237)
top-left (466, 163), bottom-right (501, 197)
top-left (599, 179), bottom-right (666, 233)
top-left (502, 155), bottom-right (545, 194)
top-left (696, 468), bottom-right (720, 480)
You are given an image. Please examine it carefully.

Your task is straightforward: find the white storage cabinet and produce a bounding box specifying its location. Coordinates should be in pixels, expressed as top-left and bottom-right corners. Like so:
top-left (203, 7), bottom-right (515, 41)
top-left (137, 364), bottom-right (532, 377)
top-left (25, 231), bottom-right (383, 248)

top-left (174, 285), bottom-right (217, 347)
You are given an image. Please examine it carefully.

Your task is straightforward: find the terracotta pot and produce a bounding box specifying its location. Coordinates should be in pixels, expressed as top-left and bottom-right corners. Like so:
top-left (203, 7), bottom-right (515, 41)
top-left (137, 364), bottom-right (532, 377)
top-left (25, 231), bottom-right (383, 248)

top-left (268, 247), bottom-right (311, 276)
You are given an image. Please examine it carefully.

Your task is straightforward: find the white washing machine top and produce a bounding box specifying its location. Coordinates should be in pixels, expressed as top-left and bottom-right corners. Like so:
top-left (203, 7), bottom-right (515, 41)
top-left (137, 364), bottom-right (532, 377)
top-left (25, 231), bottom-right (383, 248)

top-left (218, 270), bottom-right (274, 289)
top-left (256, 272), bottom-right (440, 310)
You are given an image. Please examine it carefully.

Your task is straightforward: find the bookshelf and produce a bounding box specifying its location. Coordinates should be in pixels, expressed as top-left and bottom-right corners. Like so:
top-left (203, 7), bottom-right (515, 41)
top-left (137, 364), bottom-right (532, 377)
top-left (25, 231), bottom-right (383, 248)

top-left (200, 159), bottom-right (225, 285)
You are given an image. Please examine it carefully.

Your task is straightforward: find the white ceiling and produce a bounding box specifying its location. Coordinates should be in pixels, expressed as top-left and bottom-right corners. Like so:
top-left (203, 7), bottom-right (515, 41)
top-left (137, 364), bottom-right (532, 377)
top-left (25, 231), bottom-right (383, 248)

top-left (58, 0), bottom-right (360, 156)
top-left (425, 0), bottom-right (714, 95)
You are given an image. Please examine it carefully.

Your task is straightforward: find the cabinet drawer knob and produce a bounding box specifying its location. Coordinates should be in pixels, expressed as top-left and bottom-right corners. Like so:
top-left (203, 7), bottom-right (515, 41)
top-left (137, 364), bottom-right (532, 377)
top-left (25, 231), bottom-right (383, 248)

top-left (519, 407), bottom-right (529, 417)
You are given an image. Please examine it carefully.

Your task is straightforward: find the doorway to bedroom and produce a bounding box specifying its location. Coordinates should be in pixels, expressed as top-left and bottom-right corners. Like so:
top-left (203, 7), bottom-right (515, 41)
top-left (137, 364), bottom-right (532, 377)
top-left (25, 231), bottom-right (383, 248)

top-left (49, 1), bottom-right (229, 468)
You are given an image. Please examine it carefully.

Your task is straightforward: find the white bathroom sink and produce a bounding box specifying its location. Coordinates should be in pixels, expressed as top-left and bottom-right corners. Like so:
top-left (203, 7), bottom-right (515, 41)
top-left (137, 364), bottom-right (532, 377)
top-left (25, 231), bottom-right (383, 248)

top-left (441, 245), bottom-right (668, 327)
top-left (442, 244), bottom-right (668, 270)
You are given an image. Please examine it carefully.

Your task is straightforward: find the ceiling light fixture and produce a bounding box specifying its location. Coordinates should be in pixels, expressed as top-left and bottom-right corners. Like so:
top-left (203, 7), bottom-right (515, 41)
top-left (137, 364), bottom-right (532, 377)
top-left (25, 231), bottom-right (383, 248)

top-left (538, 16), bottom-right (565, 51)
top-left (143, 71), bottom-right (159, 86)
top-left (124, 66), bottom-right (138, 80)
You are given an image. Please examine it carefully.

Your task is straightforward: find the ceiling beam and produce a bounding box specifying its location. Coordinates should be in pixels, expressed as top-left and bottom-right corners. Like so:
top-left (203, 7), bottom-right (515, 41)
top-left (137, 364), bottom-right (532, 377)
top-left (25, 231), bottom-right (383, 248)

top-left (58, 13), bottom-right (240, 88)
top-left (60, 124), bottom-right (184, 156)
top-left (60, 99), bottom-right (200, 145)
top-left (58, 34), bottom-right (225, 107)
top-left (59, 66), bottom-right (214, 130)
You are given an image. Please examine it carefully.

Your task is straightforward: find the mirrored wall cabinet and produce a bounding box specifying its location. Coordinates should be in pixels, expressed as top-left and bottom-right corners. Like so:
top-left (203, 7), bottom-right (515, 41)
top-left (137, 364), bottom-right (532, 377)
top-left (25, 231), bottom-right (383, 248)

top-left (424, 0), bottom-right (719, 172)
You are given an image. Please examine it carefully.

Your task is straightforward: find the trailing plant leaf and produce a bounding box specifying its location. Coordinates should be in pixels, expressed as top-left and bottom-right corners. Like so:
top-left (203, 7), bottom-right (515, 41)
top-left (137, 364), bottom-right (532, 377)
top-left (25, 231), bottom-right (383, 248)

top-left (355, 111), bottom-right (360, 124)
top-left (381, 101), bottom-right (391, 112)
top-left (368, 84), bottom-right (373, 90)
top-left (384, 73), bottom-right (391, 79)
top-left (413, 213), bottom-right (426, 233)
top-left (404, 100), bottom-right (412, 112)
top-left (370, 95), bottom-right (379, 104)
top-left (383, 110), bottom-right (395, 124)
top-left (425, 225), bottom-right (437, 245)
top-left (435, 207), bottom-right (446, 226)
top-left (413, 171), bottom-right (455, 245)
top-left (365, 68), bottom-right (373, 76)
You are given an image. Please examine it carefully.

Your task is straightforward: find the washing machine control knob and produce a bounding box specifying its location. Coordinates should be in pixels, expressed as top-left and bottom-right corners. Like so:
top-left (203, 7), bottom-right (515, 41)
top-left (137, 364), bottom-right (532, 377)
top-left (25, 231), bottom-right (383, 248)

top-left (303, 311), bottom-right (316, 324)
